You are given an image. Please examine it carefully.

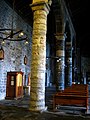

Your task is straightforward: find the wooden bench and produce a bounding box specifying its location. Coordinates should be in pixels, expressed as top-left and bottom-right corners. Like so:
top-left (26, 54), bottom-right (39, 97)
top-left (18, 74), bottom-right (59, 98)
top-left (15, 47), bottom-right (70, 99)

top-left (53, 84), bottom-right (89, 113)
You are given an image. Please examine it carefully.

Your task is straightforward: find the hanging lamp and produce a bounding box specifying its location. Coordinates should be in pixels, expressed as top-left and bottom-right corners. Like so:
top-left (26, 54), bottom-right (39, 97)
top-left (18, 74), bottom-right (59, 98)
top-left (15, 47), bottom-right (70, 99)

top-left (0, 0), bottom-right (29, 43)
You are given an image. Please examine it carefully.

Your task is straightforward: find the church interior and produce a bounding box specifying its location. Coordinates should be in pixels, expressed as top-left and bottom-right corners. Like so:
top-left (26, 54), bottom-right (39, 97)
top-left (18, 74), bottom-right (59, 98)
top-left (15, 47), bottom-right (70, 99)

top-left (0, 0), bottom-right (90, 118)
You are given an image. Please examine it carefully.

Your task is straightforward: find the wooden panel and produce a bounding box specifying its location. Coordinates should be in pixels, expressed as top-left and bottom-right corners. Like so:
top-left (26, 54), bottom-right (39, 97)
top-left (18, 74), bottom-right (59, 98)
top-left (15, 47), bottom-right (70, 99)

top-left (6, 71), bottom-right (23, 99)
top-left (53, 84), bottom-right (89, 112)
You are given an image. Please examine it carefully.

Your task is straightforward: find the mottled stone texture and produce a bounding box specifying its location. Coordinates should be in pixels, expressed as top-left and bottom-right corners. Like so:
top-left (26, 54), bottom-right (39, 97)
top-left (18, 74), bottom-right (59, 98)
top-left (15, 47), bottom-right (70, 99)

top-left (29, 2), bottom-right (50, 111)
top-left (65, 41), bottom-right (72, 87)
top-left (0, 0), bottom-right (32, 100)
top-left (55, 34), bottom-right (65, 91)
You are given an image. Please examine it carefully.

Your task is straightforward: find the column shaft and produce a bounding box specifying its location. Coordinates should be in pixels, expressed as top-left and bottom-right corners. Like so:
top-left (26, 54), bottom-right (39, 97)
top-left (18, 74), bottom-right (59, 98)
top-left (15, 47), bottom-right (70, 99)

top-left (29, 2), bottom-right (50, 111)
top-left (55, 33), bottom-right (65, 91)
top-left (65, 41), bottom-right (72, 87)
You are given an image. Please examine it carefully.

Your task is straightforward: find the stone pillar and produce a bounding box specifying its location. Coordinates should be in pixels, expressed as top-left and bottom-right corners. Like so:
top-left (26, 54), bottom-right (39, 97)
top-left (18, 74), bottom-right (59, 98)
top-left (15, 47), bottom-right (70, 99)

top-left (65, 41), bottom-right (72, 87)
top-left (55, 33), bottom-right (65, 91)
top-left (29, 1), bottom-right (50, 111)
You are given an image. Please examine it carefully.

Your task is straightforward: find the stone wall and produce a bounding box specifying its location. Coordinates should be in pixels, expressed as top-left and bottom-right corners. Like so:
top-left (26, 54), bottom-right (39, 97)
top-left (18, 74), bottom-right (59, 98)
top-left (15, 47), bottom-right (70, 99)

top-left (0, 0), bottom-right (32, 100)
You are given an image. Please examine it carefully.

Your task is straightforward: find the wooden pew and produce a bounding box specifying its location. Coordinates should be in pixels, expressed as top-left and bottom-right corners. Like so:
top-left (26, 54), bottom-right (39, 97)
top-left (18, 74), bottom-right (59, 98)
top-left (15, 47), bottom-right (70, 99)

top-left (53, 84), bottom-right (89, 113)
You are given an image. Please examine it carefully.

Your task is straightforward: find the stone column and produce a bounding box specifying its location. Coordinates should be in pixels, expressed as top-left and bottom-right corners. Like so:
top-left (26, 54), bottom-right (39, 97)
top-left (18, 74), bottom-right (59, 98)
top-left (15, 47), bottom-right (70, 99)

top-left (65, 41), bottom-right (72, 87)
top-left (55, 33), bottom-right (65, 91)
top-left (29, 1), bottom-right (50, 111)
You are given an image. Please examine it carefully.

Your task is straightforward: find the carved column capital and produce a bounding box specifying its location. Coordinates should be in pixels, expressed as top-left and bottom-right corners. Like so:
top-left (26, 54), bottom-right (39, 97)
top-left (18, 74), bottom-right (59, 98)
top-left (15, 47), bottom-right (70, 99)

top-left (55, 33), bottom-right (65, 41)
top-left (30, 1), bottom-right (50, 14)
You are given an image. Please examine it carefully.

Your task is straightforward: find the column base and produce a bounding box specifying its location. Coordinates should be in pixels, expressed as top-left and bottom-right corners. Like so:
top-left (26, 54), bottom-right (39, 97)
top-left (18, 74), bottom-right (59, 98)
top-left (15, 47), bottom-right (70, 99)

top-left (29, 106), bottom-right (47, 113)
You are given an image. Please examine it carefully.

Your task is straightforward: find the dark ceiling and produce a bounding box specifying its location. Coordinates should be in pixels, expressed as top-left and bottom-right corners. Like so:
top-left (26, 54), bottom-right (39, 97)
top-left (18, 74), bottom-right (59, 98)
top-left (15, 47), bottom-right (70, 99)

top-left (65, 0), bottom-right (90, 56)
top-left (4, 0), bottom-right (90, 57)
top-left (4, 0), bottom-right (33, 26)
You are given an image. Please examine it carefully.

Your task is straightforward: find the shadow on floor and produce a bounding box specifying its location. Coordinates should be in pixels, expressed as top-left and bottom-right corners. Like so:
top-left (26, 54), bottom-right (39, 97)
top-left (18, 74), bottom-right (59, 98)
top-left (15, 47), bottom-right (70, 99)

top-left (0, 95), bottom-right (90, 120)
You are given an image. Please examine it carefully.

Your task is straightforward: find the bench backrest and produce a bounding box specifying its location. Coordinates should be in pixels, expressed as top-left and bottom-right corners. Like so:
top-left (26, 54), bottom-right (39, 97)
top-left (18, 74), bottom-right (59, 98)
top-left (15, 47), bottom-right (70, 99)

top-left (55, 84), bottom-right (88, 96)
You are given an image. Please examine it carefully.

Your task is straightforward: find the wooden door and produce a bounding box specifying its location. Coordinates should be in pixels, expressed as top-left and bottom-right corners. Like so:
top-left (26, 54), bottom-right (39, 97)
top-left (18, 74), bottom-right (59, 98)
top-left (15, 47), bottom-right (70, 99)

top-left (6, 74), bottom-right (16, 98)
top-left (16, 73), bottom-right (23, 97)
